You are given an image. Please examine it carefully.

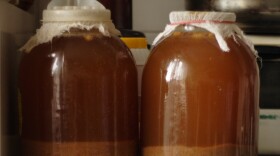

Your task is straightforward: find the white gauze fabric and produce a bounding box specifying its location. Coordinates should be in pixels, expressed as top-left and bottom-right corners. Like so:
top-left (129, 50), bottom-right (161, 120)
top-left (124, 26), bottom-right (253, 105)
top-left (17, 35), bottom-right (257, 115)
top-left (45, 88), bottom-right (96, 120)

top-left (20, 5), bottom-right (120, 53)
top-left (20, 21), bottom-right (120, 53)
top-left (153, 11), bottom-right (257, 56)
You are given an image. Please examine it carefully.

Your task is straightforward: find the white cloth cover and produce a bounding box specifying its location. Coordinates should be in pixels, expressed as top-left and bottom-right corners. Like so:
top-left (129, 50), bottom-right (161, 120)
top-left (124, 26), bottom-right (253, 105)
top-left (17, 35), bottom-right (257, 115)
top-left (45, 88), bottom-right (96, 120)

top-left (153, 11), bottom-right (257, 56)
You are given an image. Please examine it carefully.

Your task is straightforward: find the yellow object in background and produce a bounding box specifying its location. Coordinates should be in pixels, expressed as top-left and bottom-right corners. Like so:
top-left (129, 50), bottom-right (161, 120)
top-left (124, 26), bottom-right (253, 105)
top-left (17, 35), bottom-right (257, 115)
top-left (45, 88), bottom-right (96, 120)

top-left (121, 37), bottom-right (148, 49)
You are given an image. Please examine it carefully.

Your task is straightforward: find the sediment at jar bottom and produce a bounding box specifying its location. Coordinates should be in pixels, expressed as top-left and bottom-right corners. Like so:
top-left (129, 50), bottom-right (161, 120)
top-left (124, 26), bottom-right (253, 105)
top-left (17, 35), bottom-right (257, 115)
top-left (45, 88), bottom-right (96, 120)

top-left (22, 140), bottom-right (137, 156)
top-left (143, 144), bottom-right (256, 156)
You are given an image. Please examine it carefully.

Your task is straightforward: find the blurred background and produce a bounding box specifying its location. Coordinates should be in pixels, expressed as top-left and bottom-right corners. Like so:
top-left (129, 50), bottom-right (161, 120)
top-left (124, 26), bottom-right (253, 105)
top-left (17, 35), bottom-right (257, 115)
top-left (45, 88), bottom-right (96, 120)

top-left (1, 0), bottom-right (280, 155)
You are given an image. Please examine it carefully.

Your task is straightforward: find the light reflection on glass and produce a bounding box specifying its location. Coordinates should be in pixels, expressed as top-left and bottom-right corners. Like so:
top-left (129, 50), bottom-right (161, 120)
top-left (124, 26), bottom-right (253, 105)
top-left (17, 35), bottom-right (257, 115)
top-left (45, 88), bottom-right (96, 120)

top-left (165, 59), bottom-right (187, 82)
top-left (184, 25), bottom-right (195, 32)
top-left (164, 58), bottom-right (188, 145)
top-left (52, 57), bottom-right (59, 75)
top-left (51, 53), bottom-right (64, 141)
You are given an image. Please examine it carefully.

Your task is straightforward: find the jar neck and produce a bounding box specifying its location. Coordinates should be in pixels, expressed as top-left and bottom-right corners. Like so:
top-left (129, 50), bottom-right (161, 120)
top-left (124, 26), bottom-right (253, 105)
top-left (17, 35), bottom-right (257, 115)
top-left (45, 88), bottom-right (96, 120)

top-left (173, 25), bottom-right (211, 34)
top-left (62, 28), bottom-right (105, 37)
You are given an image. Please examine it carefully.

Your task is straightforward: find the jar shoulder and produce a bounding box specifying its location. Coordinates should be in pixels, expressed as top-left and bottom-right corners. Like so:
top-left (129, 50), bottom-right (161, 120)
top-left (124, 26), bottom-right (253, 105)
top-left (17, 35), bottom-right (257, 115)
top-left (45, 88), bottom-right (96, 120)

top-left (144, 32), bottom-right (259, 80)
top-left (21, 35), bottom-right (134, 64)
top-left (148, 33), bottom-right (256, 67)
top-left (19, 34), bottom-right (137, 79)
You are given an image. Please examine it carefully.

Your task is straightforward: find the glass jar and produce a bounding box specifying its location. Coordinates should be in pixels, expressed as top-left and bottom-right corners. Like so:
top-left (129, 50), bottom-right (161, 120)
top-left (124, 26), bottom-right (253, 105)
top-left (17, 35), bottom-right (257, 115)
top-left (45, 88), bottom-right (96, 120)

top-left (19, 2), bottom-right (138, 156)
top-left (141, 11), bottom-right (259, 156)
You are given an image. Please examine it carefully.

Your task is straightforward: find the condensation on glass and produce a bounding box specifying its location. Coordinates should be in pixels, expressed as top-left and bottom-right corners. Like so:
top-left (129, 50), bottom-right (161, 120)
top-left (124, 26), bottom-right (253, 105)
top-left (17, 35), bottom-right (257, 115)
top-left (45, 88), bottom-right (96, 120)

top-left (141, 12), bottom-right (260, 156)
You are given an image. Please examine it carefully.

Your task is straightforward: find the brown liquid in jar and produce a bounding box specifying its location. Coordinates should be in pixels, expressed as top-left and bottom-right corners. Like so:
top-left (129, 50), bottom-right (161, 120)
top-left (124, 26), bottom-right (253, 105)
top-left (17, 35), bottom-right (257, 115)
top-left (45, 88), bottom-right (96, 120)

top-left (141, 32), bottom-right (259, 156)
top-left (19, 30), bottom-right (138, 156)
